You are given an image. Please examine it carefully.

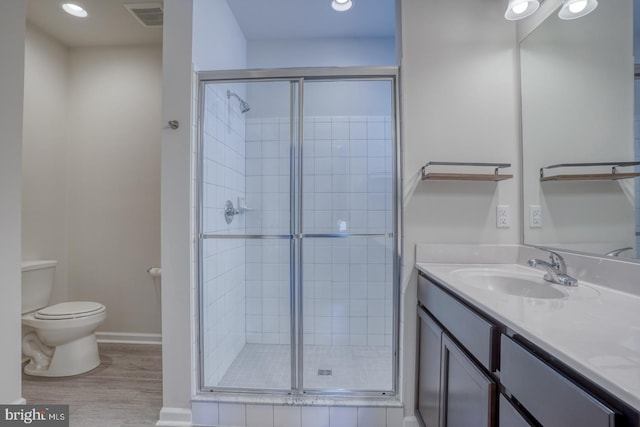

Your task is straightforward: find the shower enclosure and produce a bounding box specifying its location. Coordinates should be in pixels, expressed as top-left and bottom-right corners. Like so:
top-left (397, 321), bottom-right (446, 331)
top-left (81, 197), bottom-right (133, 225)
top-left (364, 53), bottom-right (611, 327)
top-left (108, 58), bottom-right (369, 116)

top-left (197, 68), bottom-right (399, 395)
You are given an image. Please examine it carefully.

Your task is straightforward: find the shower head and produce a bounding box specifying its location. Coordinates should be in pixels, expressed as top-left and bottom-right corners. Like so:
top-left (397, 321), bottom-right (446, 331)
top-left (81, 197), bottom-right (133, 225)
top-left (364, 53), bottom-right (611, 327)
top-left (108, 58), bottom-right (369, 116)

top-left (227, 90), bottom-right (251, 113)
top-left (239, 100), bottom-right (250, 114)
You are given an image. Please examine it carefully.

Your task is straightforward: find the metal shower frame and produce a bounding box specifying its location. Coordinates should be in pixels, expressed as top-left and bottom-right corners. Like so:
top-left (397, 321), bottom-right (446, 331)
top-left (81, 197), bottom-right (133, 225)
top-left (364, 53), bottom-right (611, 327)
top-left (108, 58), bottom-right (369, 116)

top-left (195, 66), bottom-right (403, 399)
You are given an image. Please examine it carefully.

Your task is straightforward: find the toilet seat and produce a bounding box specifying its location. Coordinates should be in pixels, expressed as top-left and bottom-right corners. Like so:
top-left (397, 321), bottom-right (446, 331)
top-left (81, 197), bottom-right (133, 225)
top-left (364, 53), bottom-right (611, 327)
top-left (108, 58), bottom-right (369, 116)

top-left (35, 301), bottom-right (105, 320)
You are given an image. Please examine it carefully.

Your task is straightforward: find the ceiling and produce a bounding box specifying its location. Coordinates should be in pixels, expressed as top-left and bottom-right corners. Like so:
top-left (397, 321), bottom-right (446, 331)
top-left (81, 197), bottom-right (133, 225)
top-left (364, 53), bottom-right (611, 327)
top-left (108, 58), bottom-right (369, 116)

top-left (226, 0), bottom-right (395, 40)
top-left (26, 0), bottom-right (163, 47)
top-left (25, 0), bottom-right (395, 48)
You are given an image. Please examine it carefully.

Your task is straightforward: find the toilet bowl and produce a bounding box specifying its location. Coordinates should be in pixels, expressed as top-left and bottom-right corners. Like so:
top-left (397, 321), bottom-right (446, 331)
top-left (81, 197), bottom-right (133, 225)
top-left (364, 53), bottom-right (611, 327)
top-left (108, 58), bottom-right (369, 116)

top-left (21, 261), bottom-right (107, 377)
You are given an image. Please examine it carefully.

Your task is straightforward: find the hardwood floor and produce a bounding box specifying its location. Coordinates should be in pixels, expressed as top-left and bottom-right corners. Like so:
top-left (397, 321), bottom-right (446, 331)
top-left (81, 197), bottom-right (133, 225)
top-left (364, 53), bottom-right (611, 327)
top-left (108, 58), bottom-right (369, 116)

top-left (22, 343), bottom-right (162, 427)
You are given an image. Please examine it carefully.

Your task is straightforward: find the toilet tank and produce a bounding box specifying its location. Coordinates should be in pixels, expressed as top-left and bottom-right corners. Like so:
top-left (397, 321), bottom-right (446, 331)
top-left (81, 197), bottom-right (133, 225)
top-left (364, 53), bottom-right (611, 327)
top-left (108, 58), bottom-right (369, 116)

top-left (21, 260), bottom-right (57, 314)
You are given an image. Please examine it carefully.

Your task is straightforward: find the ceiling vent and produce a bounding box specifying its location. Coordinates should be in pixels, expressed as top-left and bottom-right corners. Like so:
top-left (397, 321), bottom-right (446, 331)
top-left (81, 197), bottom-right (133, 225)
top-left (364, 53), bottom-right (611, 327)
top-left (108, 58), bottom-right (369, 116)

top-left (124, 3), bottom-right (163, 28)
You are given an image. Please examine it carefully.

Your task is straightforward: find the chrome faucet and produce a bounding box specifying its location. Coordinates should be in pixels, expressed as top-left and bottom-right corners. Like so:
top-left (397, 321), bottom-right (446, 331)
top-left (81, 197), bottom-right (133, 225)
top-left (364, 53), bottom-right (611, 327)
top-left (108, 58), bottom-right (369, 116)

top-left (528, 250), bottom-right (577, 286)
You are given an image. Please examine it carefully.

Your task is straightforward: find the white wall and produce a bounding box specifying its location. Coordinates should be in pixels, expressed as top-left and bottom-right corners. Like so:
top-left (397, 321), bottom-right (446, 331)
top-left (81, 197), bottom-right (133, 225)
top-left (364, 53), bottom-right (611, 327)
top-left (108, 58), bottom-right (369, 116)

top-left (0, 1), bottom-right (26, 404)
top-left (23, 29), bottom-right (162, 336)
top-left (158, 0), bottom-right (195, 424)
top-left (192, 0), bottom-right (247, 71)
top-left (248, 38), bottom-right (396, 68)
top-left (65, 44), bottom-right (162, 335)
top-left (400, 0), bottom-right (520, 417)
top-left (517, 0), bottom-right (563, 41)
top-left (23, 25), bottom-right (70, 305)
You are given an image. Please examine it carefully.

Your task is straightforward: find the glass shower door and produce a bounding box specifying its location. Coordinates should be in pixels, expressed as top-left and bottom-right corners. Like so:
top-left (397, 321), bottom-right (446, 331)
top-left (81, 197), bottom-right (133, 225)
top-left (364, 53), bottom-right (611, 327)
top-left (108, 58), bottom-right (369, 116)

top-left (199, 79), bottom-right (296, 391)
top-left (198, 71), bottom-right (398, 395)
top-left (300, 79), bottom-right (396, 392)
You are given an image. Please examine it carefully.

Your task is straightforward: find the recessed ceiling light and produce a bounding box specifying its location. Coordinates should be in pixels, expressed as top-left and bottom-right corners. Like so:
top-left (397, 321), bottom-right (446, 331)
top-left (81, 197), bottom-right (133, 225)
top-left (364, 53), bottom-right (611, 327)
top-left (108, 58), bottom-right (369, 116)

top-left (331, 0), bottom-right (353, 12)
top-left (62, 3), bottom-right (88, 18)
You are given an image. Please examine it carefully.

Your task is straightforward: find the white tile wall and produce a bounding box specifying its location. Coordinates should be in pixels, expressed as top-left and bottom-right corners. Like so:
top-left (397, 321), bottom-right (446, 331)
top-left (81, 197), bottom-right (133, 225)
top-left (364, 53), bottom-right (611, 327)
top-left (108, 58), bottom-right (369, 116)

top-left (301, 407), bottom-right (330, 427)
top-left (274, 406), bottom-right (301, 427)
top-left (329, 407), bottom-right (357, 427)
top-left (219, 403), bottom-right (247, 426)
top-left (201, 104), bottom-right (396, 387)
top-left (202, 84), bottom-right (248, 386)
top-left (191, 402), bottom-right (404, 427)
top-left (357, 408), bottom-right (387, 427)
top-left (245, 116), bottom-right (394, 348)
top-left (247, 405), bottom-right (275, 427)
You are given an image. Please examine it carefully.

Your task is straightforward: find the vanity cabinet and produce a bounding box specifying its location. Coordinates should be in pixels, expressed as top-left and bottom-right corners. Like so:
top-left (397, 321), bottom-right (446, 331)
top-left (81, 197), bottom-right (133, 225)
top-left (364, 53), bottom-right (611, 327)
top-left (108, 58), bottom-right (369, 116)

top-left (416, 274), bottom-right (498, 427)
top-left (416, 271), bottom-right (629, 427)
top-left (501, 335), bottom-right (616, 427)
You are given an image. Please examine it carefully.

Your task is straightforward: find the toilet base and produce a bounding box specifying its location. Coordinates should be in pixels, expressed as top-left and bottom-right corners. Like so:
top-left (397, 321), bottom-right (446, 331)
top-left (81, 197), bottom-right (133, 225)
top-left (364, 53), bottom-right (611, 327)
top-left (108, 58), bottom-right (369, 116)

top-left (24, 333), bottom-right (101, 377)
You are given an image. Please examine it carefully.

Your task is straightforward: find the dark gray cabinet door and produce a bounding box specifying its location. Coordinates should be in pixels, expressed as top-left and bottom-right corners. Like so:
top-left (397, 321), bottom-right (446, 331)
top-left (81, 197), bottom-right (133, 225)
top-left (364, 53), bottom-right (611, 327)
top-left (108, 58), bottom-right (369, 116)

top-left (440, 333), bottom-right (496, 427)
top-left (499, 395), bottom-right (534, 427)
top-left (417, 309), bottom-right (443, 427)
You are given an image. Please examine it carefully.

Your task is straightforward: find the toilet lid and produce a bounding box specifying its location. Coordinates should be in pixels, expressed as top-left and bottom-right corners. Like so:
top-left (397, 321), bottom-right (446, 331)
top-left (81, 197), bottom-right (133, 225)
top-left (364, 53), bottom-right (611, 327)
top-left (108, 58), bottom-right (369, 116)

top-left (35, 301), bottom-right (105, 320)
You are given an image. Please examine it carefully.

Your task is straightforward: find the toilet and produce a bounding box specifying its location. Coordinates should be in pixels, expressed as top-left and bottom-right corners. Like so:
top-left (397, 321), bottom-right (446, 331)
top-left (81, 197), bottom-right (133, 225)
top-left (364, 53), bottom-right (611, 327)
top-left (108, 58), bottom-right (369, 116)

top-left (21, 260), bottom-right (106, 377)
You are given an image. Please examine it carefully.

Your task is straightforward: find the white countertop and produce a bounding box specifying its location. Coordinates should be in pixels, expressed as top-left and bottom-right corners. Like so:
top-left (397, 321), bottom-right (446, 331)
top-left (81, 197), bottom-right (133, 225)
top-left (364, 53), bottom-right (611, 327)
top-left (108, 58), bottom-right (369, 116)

top-left (416, 261), bottom-right (640, 413)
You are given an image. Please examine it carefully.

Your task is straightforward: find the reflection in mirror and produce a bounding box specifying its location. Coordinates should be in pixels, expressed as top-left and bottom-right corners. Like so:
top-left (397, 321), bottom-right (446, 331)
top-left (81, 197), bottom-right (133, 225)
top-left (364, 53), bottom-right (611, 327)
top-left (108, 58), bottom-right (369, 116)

top-left (521, 0), bottom-right (639, 259)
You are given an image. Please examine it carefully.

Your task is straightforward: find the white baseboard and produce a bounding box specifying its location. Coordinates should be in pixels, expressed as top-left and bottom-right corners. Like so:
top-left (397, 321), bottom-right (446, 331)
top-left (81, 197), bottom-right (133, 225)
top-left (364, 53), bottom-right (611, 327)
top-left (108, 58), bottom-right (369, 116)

top-left (155, 407), bottom-right (192, 427)
top-left (13, 398), bottom-right (27, 405)
top-left (96, 332), bottom-right (162, 345)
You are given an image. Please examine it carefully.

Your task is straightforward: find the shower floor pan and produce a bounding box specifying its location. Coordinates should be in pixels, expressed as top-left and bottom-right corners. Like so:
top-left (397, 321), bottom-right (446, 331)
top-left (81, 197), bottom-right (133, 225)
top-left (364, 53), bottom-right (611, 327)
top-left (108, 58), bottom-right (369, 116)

top-left (217, 344), bottom-right (392, 391)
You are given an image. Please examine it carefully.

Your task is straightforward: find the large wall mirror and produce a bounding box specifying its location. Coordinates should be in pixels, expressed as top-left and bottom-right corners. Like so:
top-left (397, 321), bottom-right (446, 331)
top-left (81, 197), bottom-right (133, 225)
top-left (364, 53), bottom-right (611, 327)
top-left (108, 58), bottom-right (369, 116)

top-left (521, 0), bottom-right (639, 260)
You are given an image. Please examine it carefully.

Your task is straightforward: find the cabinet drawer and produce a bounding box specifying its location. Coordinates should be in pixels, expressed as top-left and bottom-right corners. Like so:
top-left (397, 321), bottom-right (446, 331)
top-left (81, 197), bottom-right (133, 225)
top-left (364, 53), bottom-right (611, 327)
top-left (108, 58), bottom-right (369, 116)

top-left (501, 335), bottom-right (616, 427)
top-left (417, 274), bottom-right (498, 372)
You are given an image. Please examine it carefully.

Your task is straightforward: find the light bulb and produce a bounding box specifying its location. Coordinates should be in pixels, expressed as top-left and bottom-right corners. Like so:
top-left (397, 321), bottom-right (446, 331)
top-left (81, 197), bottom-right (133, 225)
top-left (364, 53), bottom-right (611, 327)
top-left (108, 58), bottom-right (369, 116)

top-left (558, 0), bottom-right (597, 20)
top-left (62, 3), bottom-right (88, 17)
top-left (512, 2), bottom-right (528, 14)
top-left (331, 0), bottom-right (352, 11)
top-left (505, 0), bottom-right (539, 20)
top-left (569, 0), bottom-right (587, 13)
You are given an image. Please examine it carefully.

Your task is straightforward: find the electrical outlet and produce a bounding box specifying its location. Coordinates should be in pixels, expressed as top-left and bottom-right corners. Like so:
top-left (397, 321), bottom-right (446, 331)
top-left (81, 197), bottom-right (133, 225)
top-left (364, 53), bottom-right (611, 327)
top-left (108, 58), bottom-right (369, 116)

top-left (496, 205), bottom-right (510, 229)
top-left (529, 205), bottom-right (542, 228)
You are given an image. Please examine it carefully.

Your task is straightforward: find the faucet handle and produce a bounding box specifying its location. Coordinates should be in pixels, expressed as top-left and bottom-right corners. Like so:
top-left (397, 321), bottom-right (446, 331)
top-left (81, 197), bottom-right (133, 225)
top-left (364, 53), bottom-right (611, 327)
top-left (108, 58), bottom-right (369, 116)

top-left (547, 250), bottom-right (565, 270)
top-left (535, 248), bottom-right (566, 273)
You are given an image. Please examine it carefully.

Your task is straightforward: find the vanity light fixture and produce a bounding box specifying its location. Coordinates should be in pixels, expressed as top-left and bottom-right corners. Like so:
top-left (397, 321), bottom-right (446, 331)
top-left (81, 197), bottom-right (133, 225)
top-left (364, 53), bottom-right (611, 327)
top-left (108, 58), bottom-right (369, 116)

top-left (61, 2), bottom-right (88, 18)
top-left (331, 0), bottom-right (353, 12)
top-left (558, 0), bottom-right (598, 20)
top-left (504, 0), bottom-right (540, 20)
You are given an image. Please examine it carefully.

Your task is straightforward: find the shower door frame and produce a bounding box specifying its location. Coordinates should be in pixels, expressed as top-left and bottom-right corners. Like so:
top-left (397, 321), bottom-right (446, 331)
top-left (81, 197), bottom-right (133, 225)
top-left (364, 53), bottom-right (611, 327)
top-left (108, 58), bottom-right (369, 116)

top-left (195, 67), bottom-right (402, 397)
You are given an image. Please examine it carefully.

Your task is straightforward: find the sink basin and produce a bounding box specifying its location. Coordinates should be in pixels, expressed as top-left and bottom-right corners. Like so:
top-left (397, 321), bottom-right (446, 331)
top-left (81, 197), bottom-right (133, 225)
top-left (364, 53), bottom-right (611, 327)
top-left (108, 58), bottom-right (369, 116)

top-left (450, 268), bottom-right (566, 299)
